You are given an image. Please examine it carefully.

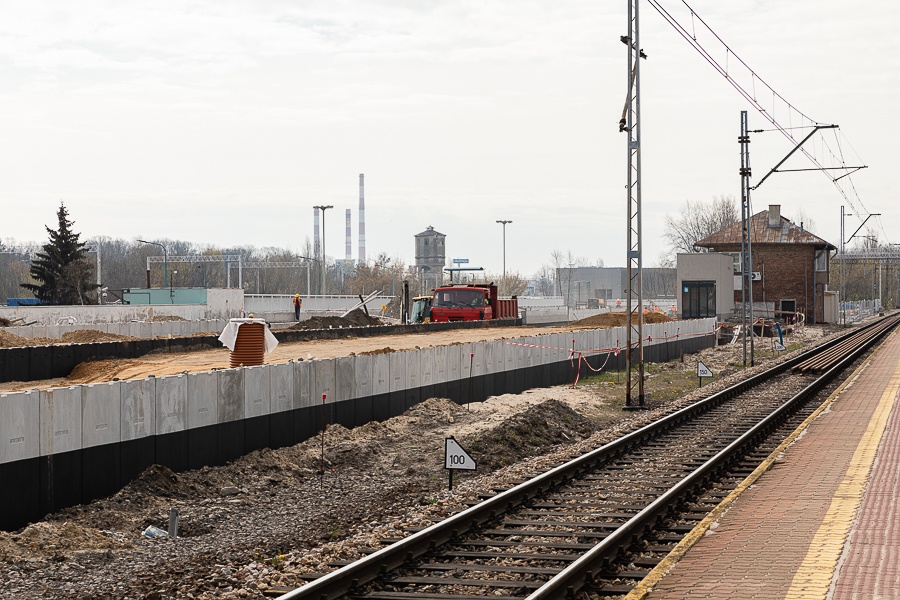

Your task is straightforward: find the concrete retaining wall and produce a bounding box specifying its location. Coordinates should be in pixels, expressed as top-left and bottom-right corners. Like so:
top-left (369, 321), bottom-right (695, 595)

top-left (4, 319), bottom-right (229, 340)
top-left (0, 319), bottom-right (716, 531)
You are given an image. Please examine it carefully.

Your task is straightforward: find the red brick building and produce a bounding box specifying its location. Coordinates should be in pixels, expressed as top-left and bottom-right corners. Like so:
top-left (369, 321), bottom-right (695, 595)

top-left (694, 205), bottom-right (836, 324)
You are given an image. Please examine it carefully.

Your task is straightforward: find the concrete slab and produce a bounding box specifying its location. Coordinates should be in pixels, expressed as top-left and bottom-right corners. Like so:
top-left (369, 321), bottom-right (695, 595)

top-left (270, 362), bottom-right (294, 414)
top-left (294, 360), bottom-right (313, 408)
top-left (389, 351), bottom-right (407, 393)
top-left (217, 368), bottom-right (245, 423)
top-left (335, 356), bottom-right (354, 404)
top-left (432, 346), bottom-right (447, 384)
top-left (39, 386), bottom-right (83, 456)
top-left (155, 374), bottom-right (187, 435)
top-left (82, 382), bottom-right (122, 449)
top-left (185, 371), bottom-right (217, 429)
top-left (420, 347), bottom-right (434, 387)
top-left (315, 359), bottom-right (336, 404)
top-left (447, 345), bottom-right (461, 383)
top-left (372, 353), bottom-right (390, 395)
top-left (244, 365), bottom-right (271, 419)
top-left (406, 350), bottom-right (420, 392)
top-left (0, 391), bottom-right (39, 463)
top-left (353, 354), bottom-right (374, 400)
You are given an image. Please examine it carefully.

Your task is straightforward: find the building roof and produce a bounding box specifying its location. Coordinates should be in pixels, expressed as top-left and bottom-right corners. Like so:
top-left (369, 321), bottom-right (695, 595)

top-left (695, 207), bottom-right (836, 251)
top-left (415, 225), bottom-right (445, 238)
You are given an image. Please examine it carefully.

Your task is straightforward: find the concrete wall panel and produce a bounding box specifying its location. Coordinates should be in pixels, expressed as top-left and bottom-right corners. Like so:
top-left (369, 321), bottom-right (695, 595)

top-left (294, 360), bottom-right (313, 408)
top-left (480, 343), bottom-right (491, 376)
top-left (82, 382), bottom-right (121, 448)
top-left (244, 366), bottom-right (271, 419)
top-left (372, 353), bottom-right (390, 395)
top-left (389, 352), bottom-right (407, 392)
top-left (39, 387), bottom-right (83, 456)
top-left (335, 357), bottom-right (354, 404)
top-left (217, 369), bottom-right (245, 423)
top-left (406, 351), bottom-right (420, 391)
top-left (432, 347), bottom-right (447, 384)
top-left (155, 375), bottom-right (187, 434)
top-left (447, 345), bottom-right (461, 382)
top-left (420, 347), bottom-right (434, 386)
top-left (353, 354), bottom-right (373, 400)
top-left (185, 372), bottom-right (217, 429)
top-left (270, 362), bottom-right (294, 414)
top-left (121, 379), bottom-right (156, 440)
top-left (314, 359), bottom-right (336, 403)
top-left (459, 344), bottom-right (474, 379)
top-left (0, 391), bottom-right (39, 463)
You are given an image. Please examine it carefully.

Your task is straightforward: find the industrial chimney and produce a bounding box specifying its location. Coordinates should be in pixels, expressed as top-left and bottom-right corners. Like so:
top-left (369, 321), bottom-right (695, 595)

top-left (358, 173), bottom-right (366, 265)
top-left (345, 209), bottom-right (352, 260)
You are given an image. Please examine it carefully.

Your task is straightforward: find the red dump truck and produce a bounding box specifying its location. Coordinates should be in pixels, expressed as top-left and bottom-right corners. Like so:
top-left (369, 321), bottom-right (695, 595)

top-left (428, 283), bottom-right (518, 322)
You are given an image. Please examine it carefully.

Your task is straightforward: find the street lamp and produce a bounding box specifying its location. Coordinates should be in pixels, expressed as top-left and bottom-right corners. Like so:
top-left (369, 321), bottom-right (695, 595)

top-left (137, 239), bottom-right (168, 288)
top-left (313, 205), bottom-right (333, 295)
top-left (496, 220), bottom-right (512, 296)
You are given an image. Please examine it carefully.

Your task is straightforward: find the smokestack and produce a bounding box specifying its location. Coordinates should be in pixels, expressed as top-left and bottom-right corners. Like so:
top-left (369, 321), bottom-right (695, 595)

top-left (345, 209), bottom-right (352, 260)
top-left (358, 173), bottom-right (366, 265)
top-left (313, 207), bottom-right (321, 259)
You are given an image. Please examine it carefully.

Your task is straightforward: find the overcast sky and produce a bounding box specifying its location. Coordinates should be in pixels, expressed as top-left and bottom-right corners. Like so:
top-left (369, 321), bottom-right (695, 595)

top-left (1, 1), bottom-right (896, 280)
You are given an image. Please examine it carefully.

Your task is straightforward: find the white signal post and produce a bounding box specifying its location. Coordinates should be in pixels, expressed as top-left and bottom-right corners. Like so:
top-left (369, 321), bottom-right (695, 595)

top-left (697, 361), bottom-right (713, 387)
top-left (445, 436), bottom-right (476, 490)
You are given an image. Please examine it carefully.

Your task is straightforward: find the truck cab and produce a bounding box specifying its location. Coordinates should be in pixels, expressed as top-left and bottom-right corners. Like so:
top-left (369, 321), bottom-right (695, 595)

top-left (430, 285), bottom-right (493, 322)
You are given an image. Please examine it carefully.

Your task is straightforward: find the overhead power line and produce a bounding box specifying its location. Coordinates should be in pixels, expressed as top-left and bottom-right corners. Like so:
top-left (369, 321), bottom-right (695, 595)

top-left (647, 0), bottom-right (875, 233)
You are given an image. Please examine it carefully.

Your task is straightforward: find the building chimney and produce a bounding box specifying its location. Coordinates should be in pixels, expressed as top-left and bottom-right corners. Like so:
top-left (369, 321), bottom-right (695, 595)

top-left (313, 207), bottom-right (320, 259)
top-left (358, 174), bottom-right (366, 265)
top-left (345, 209), bottom-right (352, 260)
top-left (768, 204), bottom-right (781, 228)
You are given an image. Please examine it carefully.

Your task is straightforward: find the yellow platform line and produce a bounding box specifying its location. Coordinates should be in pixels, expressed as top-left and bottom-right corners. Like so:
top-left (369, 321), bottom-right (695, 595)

top-left (625, 331), bottom-right (897, 600)
top-left (784, 357), bottom-right (900, 599)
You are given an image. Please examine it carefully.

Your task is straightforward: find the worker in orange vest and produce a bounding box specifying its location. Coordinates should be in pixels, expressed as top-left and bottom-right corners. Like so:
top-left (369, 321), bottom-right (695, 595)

top-left (293, 294), bottom-right (303, 320)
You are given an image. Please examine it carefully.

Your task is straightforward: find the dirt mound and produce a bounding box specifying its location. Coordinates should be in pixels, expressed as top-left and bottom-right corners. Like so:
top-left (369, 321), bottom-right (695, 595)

top-left (0, 330), bottom-right (57, 347)
top-left (570, 312), bottom-right (672, 328)
top-left (0, 329), bottom-right (136, 348)
top-left (149, 315), bottom-right (187, 322)
top-left (67, 359), bottom-right (141, 383)
top-left (358, 346), bottom-right (396, 355)
top-left (288, 308), bottom-right (384, 331)
top-left (0, 521), bottom-right (131, 562)
top-left (466, 399), bottom-right (598, 470)
top-left (0, 317), bottom-right (11, 327)
top-left (60, 330), bottom-right (136, 344)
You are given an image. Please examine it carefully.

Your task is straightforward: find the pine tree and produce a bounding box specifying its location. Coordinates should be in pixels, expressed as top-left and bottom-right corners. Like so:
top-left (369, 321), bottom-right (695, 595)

top-left (21, 203), bottom-right (98, 305)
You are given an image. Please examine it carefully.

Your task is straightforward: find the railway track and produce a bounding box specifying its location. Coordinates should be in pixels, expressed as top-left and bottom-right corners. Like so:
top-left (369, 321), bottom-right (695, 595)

top-left (278, 315), bottom-right (900, 600)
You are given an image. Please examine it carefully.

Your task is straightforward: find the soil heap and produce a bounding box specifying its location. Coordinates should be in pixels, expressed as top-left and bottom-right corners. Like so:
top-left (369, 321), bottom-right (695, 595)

top-left (570, 312), bottom-right (672, 328)
top-left (287, 308), bottom-right (384, 331)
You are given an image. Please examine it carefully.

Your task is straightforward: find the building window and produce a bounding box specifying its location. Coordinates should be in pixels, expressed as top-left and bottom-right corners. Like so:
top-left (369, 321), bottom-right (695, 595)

top-left (815, 251), bottom-right (828, 272)
top-left (682, 281), bottom-right (716, 319)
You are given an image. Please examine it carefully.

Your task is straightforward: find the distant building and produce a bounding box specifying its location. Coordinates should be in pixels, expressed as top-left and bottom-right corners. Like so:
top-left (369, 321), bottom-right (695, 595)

top-left (553, 266), bottom-right (676, 308)
top-left (692, 204), bottom-right (836, 323)
top-left (414, 226), bottom-right (446, 293)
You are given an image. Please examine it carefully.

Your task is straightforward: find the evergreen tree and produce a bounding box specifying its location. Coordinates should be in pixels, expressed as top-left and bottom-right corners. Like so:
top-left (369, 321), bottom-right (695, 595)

top-left (21, 203), bottom-right (98, 304)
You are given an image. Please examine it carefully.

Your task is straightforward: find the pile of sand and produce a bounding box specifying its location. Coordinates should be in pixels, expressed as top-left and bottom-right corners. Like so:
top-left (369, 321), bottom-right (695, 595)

top-left (569, 312), bottom-right (672, 328)
top-left (288, 308), bottom-right (384, 331)
top-left (0, 329), bottom-right (136, 348)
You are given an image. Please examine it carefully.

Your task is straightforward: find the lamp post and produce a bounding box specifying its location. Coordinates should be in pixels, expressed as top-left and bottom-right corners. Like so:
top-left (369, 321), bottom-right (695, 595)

top-left (496, 220), bottom-right (512, 296)
top-left (137, 239), bottom-right (168, 288)
top-left (313, 205), bottom-right (333, 295)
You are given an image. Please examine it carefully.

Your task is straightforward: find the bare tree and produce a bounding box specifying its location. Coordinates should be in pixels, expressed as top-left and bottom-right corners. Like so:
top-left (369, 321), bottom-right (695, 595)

top-left (663, 195), bottom-right (739, 254)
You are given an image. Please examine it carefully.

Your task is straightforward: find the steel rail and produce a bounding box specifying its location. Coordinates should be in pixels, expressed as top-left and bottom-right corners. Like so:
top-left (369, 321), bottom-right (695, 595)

top-left (277, 315), bottom-right (898, 600)
top-left (529, 315), bottom-right (898, 600)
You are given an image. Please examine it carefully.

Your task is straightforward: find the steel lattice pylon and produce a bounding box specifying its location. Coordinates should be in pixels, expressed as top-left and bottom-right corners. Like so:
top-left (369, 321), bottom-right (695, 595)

top-left (623, 0), bottom-right (645, 408)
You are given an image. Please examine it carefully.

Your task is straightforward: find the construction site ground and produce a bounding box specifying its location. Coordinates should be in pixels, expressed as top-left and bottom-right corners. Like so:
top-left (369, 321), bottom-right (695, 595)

top-left (1, 312), bottom-right (674, 393)
top-left (0, 317), bottom-right (840, 598)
